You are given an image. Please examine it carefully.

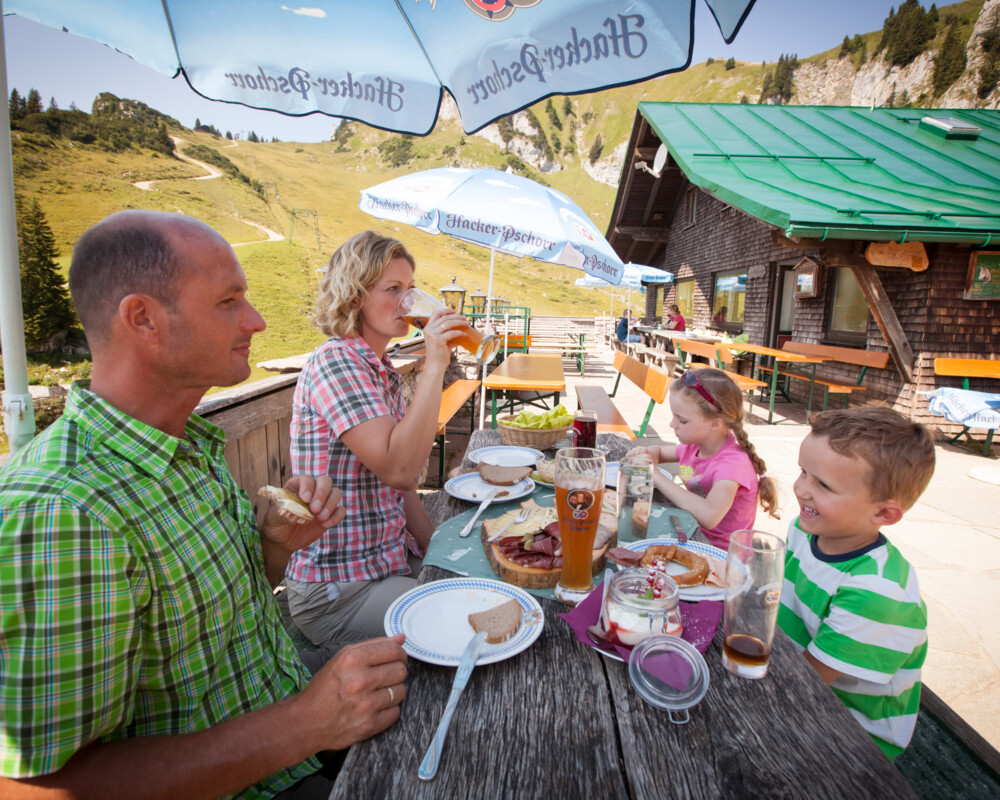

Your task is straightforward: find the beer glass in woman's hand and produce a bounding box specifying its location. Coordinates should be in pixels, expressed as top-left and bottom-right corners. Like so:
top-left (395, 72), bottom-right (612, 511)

top-left (397, 288), bottom-right (499, 362)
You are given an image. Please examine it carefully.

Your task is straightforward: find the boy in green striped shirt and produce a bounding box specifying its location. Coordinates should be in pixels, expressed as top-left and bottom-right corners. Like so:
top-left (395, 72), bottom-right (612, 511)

top-left (778, 406), bottom-right (935, 760)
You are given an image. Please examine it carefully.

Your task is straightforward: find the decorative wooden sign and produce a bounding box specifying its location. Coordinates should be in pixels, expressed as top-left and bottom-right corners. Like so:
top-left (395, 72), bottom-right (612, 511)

top-left (864, 242), bottom-right (929, 271)
top-left (964, 251), bottom-right (1000, 301)
top-left (793, 257), bottom-right (822, 299)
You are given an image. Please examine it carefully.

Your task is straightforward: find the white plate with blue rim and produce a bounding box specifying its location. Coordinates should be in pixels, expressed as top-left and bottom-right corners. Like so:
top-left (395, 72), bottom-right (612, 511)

top-left (444, 472), bottom-right (535, 503)
top-left (622, 538), bottom-right (728, 602)
top-left (468, 445), bottom-right (544, 466)
top-left (384, 578), bottom-right (544, 666)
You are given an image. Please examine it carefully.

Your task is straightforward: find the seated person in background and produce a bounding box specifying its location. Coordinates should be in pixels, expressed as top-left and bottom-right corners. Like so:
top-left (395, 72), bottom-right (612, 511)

top-left (712, 304), bottom-right (728, 325)
top-left (664, 303), bottom-right (686, 332)
top-left (286, 231), bottom-right (465, 652)
top-left (615, 308), bottom-right (642, 343)
top-left (778, 406), bottom-right (935, 761)
top-left (0, 211), bottom-right (408, 799)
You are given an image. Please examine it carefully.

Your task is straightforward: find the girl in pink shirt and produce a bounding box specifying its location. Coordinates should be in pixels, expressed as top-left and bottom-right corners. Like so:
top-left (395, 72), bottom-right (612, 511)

top-left (630, 368), bottom-right (778, 550)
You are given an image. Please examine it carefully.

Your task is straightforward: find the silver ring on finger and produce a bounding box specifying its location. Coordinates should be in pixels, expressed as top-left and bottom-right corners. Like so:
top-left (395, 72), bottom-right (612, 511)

top-left (387, 685), bottom-right (395, 705)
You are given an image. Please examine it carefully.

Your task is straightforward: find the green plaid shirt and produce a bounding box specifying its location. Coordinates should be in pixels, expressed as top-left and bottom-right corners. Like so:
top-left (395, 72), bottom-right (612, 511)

top-left (0, 385), bottom-right (319, 796)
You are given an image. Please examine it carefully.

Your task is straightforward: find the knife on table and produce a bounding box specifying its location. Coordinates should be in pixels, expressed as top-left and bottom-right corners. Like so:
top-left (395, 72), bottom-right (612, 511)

top-left (459, 488), bottom-right (500, 538)
top-left (669, 514), bottom-right (688, 544)
top-left (418, 631), bottom-right (488, 781)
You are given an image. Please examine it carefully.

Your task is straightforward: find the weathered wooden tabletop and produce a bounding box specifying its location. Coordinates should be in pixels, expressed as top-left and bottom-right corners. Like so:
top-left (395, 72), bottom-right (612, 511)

top-left (330, 432), bottom-right (915, 799)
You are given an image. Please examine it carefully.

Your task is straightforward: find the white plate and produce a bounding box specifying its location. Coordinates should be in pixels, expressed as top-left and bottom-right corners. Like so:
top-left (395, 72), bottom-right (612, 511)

top-left (468, 445), bottom-right (544, 466)
top-left (622, 538), bottom-right (728, 601)
top-left (384, 578), bottom-right (544, 666)
top-left (444, 472), bottom-right (535, 503)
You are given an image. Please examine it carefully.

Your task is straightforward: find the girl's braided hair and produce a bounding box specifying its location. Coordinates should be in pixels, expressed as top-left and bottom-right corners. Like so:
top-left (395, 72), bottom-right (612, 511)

top-left (671, 368), bottom-right (779, 518)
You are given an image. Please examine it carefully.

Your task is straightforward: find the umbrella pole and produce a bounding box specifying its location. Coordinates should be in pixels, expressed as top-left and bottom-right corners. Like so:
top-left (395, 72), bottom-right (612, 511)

top-left (0, 5), bottom-right (37, 455)
top-left (478, 248), bottom-right (496, 430)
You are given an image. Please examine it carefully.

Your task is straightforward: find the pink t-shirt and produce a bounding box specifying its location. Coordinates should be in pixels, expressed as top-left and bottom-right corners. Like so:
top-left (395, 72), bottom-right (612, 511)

top-left (675, 434), bottom-right (758, 550)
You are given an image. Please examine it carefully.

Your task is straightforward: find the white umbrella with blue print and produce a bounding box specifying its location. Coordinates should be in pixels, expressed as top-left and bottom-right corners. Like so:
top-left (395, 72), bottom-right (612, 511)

top-left (360, 166), bottom-right (625, 426)
top-left (1, 0), bottom-right (759, 452)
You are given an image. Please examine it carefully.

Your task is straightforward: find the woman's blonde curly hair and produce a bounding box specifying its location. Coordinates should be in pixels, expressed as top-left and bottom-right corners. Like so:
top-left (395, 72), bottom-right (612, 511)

top-left (314, 230), bottom-right (415, 337)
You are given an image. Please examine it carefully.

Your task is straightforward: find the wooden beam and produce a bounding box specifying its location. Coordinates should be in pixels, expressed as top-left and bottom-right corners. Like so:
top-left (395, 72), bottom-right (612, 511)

top-left (849, 263), bottom-right (915, 383)
top-left (613, 226), bottom-right (670, 241)
top-left (772, 230), bottom-right (823, 249)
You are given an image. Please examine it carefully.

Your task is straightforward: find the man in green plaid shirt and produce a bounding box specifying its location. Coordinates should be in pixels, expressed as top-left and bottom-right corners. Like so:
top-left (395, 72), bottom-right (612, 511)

top-left (0, 211), bottom-right (409, 799)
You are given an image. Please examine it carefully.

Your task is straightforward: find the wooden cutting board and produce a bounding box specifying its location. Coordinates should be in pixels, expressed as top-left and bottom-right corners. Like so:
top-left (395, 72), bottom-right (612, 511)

top-left (481, 502), bottom-right (615, 589)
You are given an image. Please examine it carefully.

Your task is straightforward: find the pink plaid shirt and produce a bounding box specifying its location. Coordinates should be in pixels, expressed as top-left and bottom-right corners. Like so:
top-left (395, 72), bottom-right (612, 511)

top-left (286, 336), bottom-right (419, 583)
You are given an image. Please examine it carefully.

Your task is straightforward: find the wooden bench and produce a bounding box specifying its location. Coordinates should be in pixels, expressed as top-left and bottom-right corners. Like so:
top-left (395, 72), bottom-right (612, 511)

top-left (752, 342), bottom-right (890, 410)
top-left (431, 379), bottom-right (480, 486)
top-left (932, 357), bottom-right (1000, 456)
top-left (575, 350), bottom-right (668, 440)
top-left (674, 339), bottom-right (767, 422)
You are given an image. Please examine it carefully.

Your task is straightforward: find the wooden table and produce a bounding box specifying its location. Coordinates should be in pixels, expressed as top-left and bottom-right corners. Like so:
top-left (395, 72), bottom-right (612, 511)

top-left (330, 431), bottom-right (916, 800)
top-left (723, 342), bottom-right (828, 424)
top-left (482, 354), bottom-right (566, 429)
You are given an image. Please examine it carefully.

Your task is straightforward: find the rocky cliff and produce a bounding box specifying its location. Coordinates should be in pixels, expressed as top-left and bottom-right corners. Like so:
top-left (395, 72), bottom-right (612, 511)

top-left (474, 0), bottom-right (1000, 186)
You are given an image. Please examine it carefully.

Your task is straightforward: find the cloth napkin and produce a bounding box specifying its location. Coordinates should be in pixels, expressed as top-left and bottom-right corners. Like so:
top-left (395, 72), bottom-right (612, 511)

top-left (558, 578), bottom-right (722, 666)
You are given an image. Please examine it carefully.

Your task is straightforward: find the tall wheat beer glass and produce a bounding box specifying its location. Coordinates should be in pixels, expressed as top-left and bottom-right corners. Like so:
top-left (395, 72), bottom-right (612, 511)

top-left (554, 447), bottom-right (606, 605)
top-left (397, 288), bottom-right (499, 362)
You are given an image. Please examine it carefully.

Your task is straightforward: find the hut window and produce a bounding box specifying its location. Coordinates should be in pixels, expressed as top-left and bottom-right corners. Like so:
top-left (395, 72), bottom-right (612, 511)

top-left (675, 278), bottom-right (695, 318)
top-left (685, 188), bottom-right (697, 227)
top-left (710, 270), bottom-right (746, 331)
top-left (826, 268), bottom-right (869, 344)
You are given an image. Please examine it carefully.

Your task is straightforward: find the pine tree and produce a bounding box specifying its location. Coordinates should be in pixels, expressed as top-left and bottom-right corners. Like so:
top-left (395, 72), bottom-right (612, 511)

top-left (725, 57), bottom-right (736, 70)
top-left (25, 88), bottom-right (43, 115)
top-left (9, 89), bottom-right (24, 121)
top-left (933, 22), bottom-right (967, 96)
top-left (16, 198), bottom-right (78, 348)
top-left (47, 97), bottom-right (59, 112)
top-left (588, 134), bottom-right (603, 164)
top-left (562, 96), bottom-right (574, 117)
top-left (545, 98), bottom-right (562, 130)
top-left (839, 36), bottom-right (851, 59)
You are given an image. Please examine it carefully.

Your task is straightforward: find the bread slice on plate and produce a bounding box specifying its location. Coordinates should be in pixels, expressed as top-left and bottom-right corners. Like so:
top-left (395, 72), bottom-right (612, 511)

top-left (258, 485), bottom-right (314, 523)
top-left (468, 598), bottom-right (522, 643)
top-left (478, 463), bottom-right (533, 486)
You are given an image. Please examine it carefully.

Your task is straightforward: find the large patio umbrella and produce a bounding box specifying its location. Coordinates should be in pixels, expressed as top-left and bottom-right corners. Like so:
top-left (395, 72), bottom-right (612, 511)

top-left (6, 0), bottom-right (757, 136)
top-left (1, 0), bottom-right (759, 452)
top-left (360, 166), bottom-right (624, 426)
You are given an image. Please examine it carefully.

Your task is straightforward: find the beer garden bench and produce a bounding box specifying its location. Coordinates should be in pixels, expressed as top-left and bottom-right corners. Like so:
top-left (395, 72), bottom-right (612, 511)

top-left (430, 378), bottom-right (480, 487)
top-left (575, 350), bottom-right (668, 440)
top-left (753, 341), bottom-right (890, 410)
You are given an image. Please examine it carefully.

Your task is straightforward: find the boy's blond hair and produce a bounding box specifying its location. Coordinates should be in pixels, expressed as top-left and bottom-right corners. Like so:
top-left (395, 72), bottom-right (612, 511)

top-left (808, 406), bottom-right (935, 510)
top-left (314, 231), bottom-right (415, 337)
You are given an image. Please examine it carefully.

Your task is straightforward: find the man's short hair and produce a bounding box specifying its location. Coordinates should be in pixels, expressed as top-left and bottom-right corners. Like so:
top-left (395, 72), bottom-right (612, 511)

top-left (68, 212), bottom-right (182, 346)
top-left (809, 406), bottom-right (935, 510)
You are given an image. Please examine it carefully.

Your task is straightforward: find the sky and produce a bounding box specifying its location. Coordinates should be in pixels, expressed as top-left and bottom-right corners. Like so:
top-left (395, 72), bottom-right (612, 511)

top-left (3, 1), bottom-right (906, 143)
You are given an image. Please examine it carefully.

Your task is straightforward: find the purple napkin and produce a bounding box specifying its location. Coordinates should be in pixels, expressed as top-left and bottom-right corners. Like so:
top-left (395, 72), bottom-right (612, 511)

top-left (558, 580), bottom-right (723, 662)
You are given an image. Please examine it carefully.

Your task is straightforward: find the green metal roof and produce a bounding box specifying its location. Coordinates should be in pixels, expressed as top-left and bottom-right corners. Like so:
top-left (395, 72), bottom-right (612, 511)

top-left (638, 102), bottom-right (1000, 246)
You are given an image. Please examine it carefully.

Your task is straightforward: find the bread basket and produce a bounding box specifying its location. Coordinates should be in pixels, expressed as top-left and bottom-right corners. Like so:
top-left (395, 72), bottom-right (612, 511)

top-left (497, 415), bottom-right (570, 449)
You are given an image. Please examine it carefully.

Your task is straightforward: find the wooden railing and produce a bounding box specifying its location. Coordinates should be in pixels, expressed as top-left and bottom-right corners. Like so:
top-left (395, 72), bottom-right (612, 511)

top-left (196, 339), bottom-right (428, 526)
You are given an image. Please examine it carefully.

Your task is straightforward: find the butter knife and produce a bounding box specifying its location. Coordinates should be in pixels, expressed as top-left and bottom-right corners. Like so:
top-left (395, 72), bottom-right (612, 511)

top-left (459, 488), bottom-right (500, 538)
top-left (418, 631), bottom-right (488, 781)
top-left (669, 514), bottom-right (688, 544)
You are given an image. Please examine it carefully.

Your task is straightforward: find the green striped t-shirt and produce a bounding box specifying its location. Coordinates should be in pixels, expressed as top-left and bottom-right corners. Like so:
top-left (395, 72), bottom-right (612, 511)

top-left (778, 519), bottom-right (927, 760)
top-left (0, 384), bottom-right (319, 796)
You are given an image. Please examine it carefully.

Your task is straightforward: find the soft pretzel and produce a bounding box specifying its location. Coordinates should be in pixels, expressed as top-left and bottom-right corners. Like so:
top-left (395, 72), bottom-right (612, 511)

top-left (641, 544), bottom-right (709, 587)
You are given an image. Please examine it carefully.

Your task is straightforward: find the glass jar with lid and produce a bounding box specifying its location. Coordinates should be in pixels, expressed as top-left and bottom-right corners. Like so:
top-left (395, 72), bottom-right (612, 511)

top-left (598, 567), bottom-right (683, 649)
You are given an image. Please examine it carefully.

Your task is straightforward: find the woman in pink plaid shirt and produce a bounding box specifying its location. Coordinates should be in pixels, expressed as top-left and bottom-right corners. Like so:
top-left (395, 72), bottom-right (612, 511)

top-left (286, 231), bottom-right (466, 653)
